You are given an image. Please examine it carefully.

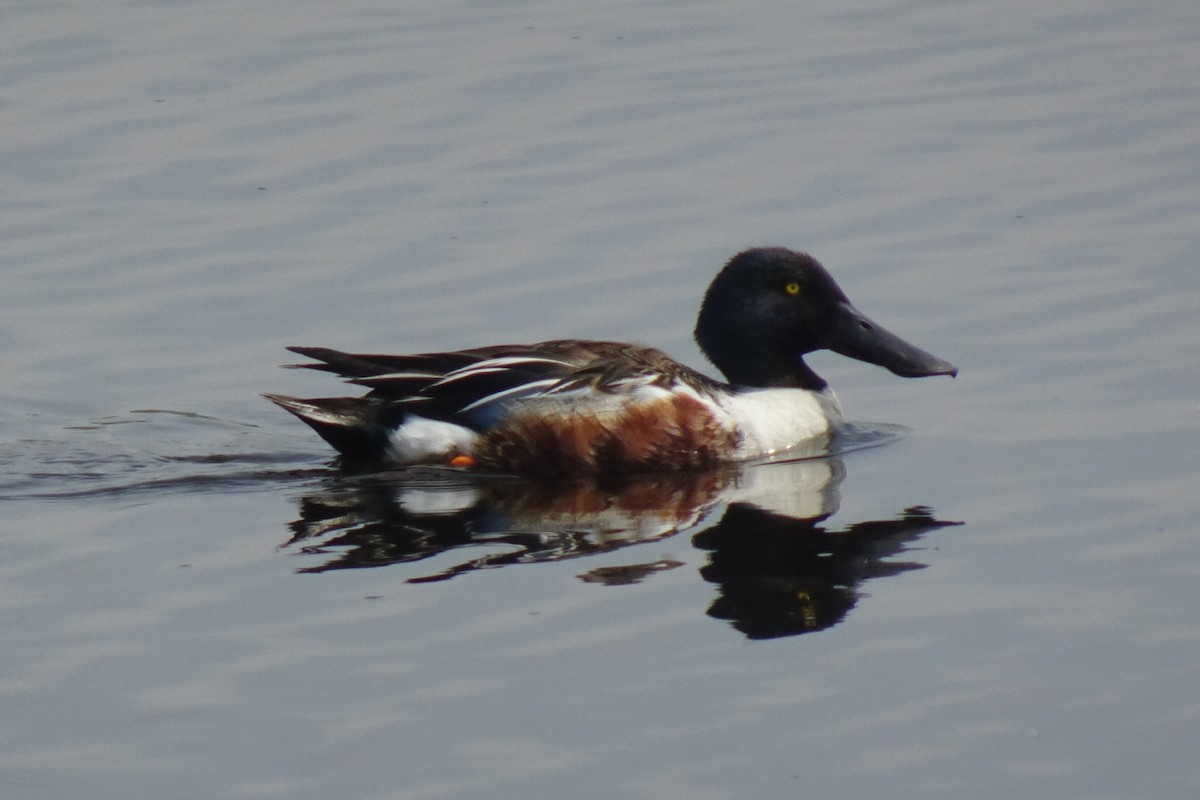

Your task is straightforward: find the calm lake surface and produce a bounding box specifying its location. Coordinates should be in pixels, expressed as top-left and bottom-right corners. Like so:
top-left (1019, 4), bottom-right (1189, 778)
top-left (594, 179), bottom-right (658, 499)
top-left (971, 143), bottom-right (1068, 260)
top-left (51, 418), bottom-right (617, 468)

top-left (3, 1), bottom-right (1198, 798)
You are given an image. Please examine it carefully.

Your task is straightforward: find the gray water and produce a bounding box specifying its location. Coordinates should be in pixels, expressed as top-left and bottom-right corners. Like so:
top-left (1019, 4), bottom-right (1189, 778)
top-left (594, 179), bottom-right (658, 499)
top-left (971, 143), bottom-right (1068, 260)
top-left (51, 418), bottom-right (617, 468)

top-left (3, 1), bottom-right (1198, 798)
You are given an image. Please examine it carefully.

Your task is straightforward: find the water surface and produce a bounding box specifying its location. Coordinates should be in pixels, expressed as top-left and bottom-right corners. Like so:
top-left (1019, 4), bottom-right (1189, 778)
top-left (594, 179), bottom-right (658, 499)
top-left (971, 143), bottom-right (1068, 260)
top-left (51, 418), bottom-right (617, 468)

top-left (2, 1), bottom-right (1198, 798)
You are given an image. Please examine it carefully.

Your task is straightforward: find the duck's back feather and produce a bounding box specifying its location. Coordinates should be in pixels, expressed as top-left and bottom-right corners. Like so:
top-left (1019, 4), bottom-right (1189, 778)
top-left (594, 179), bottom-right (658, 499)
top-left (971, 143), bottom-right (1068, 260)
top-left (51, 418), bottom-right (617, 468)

top-left (285, 341), bottom-right (724, 430)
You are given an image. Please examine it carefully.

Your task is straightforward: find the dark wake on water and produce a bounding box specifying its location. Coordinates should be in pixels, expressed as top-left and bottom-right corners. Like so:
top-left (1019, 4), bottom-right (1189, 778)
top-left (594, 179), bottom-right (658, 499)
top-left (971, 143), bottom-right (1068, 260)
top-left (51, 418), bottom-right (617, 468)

top-left (0, 409), bottom-right (323, 500)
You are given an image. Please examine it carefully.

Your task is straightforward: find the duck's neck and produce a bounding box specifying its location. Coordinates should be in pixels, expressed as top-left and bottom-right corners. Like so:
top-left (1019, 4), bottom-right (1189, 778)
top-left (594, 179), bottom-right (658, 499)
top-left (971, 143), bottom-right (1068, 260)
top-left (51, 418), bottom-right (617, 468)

top-left (694, 302), bottom-right (828, 391)
top-left (714, 353), bottom-right (828, 392)
top-left (783, 359), bottom-right (829, 392)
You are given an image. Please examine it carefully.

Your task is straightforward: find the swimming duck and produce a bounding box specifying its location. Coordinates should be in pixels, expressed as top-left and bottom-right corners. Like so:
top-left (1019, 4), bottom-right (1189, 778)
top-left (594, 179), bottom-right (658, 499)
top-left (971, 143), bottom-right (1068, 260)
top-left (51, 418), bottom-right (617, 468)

top-left (266, 247), bottom-right (956, 476)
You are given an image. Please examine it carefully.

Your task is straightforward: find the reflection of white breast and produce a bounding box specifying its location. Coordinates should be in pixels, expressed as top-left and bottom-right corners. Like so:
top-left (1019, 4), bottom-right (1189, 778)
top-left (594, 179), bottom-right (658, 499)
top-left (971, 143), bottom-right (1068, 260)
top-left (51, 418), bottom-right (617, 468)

top-left (726, 456), bottom-right (845, 521)
top-left (717, 387), bottom-right (844, 459)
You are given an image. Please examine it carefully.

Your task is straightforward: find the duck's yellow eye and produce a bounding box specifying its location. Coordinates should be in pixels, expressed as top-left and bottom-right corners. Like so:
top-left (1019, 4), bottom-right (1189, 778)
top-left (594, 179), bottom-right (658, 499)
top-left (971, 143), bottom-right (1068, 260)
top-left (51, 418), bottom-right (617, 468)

top-left (785, 282), bottom-right (801, 296)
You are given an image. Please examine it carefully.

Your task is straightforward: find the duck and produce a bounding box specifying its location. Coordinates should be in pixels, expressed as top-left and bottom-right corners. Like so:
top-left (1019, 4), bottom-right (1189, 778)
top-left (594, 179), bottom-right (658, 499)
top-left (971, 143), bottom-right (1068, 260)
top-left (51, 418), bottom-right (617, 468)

top-left (265, 247), bottom-right (956, 476)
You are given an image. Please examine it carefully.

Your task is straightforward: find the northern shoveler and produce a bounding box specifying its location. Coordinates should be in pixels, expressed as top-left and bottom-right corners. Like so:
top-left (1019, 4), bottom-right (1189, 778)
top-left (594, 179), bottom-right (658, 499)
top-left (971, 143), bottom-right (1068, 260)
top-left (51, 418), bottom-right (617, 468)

top-left (266, 247), bottom-right (956, 476)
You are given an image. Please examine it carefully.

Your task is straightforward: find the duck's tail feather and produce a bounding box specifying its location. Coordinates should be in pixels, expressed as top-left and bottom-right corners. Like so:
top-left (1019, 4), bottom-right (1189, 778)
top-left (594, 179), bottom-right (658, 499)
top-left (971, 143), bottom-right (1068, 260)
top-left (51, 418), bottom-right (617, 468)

top-left (263, 394), bottom-right (404, 460)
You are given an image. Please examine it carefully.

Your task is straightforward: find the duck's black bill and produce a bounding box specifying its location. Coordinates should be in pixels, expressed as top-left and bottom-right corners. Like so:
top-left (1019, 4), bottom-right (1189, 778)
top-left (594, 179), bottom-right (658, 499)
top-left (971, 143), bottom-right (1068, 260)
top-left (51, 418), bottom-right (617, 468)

top-left (822, 302), bottom-right (957, 378)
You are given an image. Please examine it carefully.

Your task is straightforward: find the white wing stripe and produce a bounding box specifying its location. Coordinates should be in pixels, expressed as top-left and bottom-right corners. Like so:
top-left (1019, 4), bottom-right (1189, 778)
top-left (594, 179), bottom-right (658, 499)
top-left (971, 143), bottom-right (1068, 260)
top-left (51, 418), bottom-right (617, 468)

top-left (458, 378), bottom-right (563, 412)
top-left (443, 355), bottom-right (575, 375)
top-left (359, 370), bottom-right (443, 381)
top-left (431, 366), bottom-right (506, 387)
top-left (431, 357), bottom-right (576, 388)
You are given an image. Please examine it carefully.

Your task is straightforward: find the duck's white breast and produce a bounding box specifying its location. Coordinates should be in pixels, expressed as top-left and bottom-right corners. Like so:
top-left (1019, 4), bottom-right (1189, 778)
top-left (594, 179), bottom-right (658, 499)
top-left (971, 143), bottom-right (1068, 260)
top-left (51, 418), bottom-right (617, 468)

top-left (716, 387), bottom-right (843, 459)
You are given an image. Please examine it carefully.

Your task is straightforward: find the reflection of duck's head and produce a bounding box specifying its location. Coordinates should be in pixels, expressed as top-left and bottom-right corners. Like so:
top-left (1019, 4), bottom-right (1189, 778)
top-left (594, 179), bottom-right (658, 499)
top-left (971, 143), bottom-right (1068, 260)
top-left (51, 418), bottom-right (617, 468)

top-left (695, 504), bottom-right (961, 640)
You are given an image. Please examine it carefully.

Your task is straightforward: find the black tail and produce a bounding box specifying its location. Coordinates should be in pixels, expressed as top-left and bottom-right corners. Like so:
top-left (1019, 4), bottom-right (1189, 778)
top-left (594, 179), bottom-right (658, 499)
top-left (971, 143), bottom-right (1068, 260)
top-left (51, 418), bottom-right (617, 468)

top-left (263, 394), bottom-right (404, 460)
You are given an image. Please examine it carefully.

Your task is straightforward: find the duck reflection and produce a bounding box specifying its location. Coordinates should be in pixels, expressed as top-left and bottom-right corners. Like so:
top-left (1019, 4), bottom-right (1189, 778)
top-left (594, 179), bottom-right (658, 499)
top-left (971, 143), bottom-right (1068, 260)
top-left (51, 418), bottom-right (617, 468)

top-left (285, 467), bottom-right (734, 579)
top-left (282, 456), bottom-right (959, 638)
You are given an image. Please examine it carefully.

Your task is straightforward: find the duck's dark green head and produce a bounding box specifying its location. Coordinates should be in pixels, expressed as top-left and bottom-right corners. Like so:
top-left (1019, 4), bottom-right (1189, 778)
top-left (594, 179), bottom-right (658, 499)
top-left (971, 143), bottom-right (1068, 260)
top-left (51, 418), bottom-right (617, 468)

top-left (694, 248), bottom-right (958, 390)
